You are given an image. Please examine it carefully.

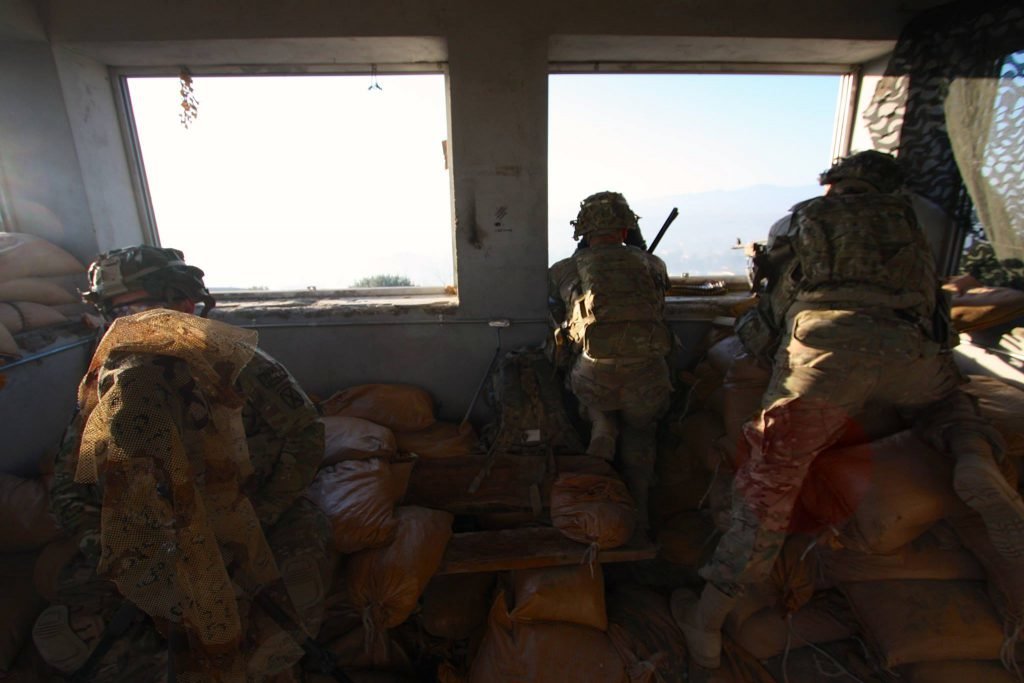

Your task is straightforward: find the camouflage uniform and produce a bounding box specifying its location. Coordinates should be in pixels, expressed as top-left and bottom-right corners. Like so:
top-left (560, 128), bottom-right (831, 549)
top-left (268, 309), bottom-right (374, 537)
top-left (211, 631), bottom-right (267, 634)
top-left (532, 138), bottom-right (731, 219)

top-left (39, 347), bottom-right (327, 681)
top-left (549, 193), bottom-right (674, 526)
top-left (705, 190), bottom-right (1003, 593)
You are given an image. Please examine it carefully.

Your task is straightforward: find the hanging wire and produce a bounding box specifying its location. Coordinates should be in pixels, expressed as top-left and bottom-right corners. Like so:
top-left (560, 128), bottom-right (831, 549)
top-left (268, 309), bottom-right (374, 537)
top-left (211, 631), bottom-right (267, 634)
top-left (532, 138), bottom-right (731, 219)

top-left (368, 64), bottom-right (383, 91)
top-left (178, 67), bottom-right (199, 128)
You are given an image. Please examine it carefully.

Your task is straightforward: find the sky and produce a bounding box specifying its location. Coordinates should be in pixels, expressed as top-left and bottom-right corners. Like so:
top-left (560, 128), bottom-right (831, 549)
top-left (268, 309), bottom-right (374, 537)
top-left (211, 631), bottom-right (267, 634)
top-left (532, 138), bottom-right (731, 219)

top-left (128, 72), bottom-right (839, 289)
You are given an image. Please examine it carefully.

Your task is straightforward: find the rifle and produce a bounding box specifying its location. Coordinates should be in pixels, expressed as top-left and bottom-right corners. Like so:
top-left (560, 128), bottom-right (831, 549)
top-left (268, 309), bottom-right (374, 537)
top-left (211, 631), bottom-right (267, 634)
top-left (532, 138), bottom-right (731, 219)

top-left (256, 592), bottom-right (356, 683)
top-left (647, 207), bottom-right (679, 254)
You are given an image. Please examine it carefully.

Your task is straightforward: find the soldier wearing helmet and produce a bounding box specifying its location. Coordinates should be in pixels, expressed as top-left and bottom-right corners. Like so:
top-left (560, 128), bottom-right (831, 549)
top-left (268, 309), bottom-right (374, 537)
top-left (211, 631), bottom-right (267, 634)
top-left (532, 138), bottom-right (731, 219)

top-left (39, 246), bottom-right (329, 681)
top-left (674, 151), bottom-right (1022, 669)
top-left (549, 191), bottom-right (674, 531)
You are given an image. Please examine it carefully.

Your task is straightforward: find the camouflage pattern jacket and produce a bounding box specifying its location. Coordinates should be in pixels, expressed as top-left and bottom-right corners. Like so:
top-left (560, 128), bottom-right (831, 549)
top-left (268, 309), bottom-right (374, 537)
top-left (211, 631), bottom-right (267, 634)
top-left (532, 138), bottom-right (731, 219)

top-left (51, 347), bottom-right (324, 561)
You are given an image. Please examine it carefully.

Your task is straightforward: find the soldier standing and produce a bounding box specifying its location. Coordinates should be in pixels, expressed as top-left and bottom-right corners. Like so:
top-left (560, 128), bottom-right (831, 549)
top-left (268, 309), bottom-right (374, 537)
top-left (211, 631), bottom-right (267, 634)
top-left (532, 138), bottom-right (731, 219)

top-left (549, 191), bottom-right (674, 531)
top-left (36, 246), bottom-right (329, 682)
top-left (674, 151), bottom-right (1024, 668)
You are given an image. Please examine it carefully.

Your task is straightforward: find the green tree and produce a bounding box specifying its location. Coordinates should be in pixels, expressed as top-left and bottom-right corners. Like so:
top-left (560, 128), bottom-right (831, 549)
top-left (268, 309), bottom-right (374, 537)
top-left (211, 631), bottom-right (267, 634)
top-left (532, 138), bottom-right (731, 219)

top-left (352, 274), bottom-right (414, 287)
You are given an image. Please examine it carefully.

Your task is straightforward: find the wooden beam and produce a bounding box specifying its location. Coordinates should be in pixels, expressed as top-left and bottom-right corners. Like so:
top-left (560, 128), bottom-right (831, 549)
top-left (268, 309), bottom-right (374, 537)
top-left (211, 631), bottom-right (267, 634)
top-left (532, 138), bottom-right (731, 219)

top-left (437, 526), bottom-right (658, 575)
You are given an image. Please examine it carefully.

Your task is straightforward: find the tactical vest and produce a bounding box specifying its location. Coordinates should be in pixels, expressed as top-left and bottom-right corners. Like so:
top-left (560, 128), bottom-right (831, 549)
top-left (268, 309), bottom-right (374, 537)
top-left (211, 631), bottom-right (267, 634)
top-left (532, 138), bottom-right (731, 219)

top-left (792, 194), bottom-right (937, 320)
top-left (565, 245), bottom-right (672, 359)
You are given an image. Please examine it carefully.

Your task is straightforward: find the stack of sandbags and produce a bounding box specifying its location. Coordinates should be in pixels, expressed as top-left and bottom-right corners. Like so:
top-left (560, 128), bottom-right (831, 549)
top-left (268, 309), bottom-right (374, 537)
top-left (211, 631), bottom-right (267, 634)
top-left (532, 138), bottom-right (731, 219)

top-left (549, 473), bottom-right (636, 564)
top-left (320, 384), bottom-right (478, 459)
top-left (0, 233), bottom-right (88, 357)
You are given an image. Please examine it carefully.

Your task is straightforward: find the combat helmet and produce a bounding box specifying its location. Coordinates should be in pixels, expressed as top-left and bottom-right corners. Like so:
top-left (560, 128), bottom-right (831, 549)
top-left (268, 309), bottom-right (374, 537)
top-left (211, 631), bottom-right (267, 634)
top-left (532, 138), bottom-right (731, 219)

top-left (571, 191), bottom-right (639, 240)
top-left (82, 245), bottom-right (215, 317)
top-left (819, 150), bottom-right (905, 194)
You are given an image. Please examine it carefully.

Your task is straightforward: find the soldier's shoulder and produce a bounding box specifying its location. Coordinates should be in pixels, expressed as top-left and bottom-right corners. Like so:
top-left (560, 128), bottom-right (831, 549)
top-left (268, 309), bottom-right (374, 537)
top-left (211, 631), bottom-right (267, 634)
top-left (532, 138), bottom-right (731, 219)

top-left (549, 257), bottom-right (578, 281)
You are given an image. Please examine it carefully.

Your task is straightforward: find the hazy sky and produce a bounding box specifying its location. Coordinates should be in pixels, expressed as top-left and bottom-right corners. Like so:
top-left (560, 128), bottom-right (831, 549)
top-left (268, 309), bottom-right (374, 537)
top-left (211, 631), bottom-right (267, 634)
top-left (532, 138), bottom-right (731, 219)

top-left (128, 72), bottom-right (839, 289)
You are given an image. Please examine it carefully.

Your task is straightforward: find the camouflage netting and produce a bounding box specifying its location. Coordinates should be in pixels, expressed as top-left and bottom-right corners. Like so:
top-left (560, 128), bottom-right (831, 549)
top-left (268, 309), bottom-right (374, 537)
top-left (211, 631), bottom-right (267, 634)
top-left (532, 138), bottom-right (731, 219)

top-left (862, 0), bottom-right (1024, 279)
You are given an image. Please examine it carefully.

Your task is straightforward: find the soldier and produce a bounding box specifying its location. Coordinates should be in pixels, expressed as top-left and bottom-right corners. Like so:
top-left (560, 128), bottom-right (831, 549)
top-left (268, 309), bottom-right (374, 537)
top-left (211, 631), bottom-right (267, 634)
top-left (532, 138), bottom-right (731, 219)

top-left (35, 246), bottom-right (329, 682)
top-left (549, 191), bottom-right (674, 530)
top-left (674, 151), bottom-right (1023, 668)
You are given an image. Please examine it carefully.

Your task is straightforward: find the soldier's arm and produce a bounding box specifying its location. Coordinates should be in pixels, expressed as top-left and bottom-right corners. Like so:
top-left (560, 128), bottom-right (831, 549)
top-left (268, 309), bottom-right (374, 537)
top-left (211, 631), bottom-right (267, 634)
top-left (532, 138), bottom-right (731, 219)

top-left (238, 349), bottom-right (324, 527)
top-left (49, 412), bottom-right (103, 561)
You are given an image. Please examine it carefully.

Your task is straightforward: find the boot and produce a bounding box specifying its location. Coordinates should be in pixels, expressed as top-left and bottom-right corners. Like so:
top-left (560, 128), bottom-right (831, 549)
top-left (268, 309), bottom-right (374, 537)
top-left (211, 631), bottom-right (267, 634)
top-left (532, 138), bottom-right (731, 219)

top-left (671, 583), bottom-right (737, 669)
top-left (953, 446), bottom-right (1024, 561)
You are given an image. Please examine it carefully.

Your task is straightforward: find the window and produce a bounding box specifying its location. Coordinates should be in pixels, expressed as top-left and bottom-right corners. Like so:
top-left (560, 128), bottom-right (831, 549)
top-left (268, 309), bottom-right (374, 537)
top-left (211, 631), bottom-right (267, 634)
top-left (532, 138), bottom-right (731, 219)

top-left (125, 73), bottom-right (452, 292)
top-left (548, 73), bottom-right (843, 276)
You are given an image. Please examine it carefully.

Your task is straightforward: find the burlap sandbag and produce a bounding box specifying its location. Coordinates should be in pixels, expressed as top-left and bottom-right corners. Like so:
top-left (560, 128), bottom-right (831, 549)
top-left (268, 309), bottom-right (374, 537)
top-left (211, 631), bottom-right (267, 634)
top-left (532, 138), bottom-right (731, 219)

top-left (962, 375), bottom-right (1024, 458)
top-left (948, 511), bottom-right (1024, 624)
top-left (0, 276), bottom-right (79, 305)
top-left (320, 384), bottom-right (435, 432)
top-left (308, 457), bottom-right (415, 554)
top-left (948, 281), bottom-right (1024, 333)
top-left (509, 564), bottom-right (607, 631)
top-left (420, 572), bottom-right (495, 640)
top-left (0, 553), bottom-right (46, 671)
top-left (0, 322), bottom-right (17, 358)
top-left (347, 506), bottom-right (453, 650)
top-left (904, 659), bottom-right (1018, 682)
top-left (0, 233), bottom-right (84, 282)
top-left (606, 585), bottom-right (686, 683)
top-left (394, 421), bottom-right (477, 459)
top-left (0, 302), bottom-right (67, 334)
top-left (0, 474), bottom-right (61, 552)
top-left (727, 592), bottom-right (856, 660)
top-left (320, 416), bottom-right (398, 466)
top-left (651, 411), bottom-right (721, 527)
top-left (818, 529), bottom-right (985, 584)
top-left (798, 430), bottom-right (962, 553)
top-left (551, 474), bottom-right (635, 553)
top-left (844, 580), bottom-right (1004, 667)
top-left (468, 593), bottom-right (626, 683)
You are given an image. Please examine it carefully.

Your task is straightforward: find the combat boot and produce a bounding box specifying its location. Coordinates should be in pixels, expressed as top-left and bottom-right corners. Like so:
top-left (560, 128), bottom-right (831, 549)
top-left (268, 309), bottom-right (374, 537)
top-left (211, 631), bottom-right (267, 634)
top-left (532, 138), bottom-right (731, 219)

top-left (671, 583), bottom-right (737, 669)
top-left (953, 445), bottom-right (1024, 560)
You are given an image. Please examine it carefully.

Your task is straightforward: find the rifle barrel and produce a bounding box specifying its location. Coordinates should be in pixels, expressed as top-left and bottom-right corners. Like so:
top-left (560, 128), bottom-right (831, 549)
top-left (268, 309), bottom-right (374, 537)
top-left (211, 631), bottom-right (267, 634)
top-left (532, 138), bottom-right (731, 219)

top-left (648, 207), bottom-right (679, 254)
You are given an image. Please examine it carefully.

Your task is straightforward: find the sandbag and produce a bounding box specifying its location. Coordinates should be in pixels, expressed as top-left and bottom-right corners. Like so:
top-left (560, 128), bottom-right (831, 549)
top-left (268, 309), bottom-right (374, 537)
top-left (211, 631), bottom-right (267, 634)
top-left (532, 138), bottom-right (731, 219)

top-left (651, 411), bottom-right (721, 527)
top-left (948, 511), bottom-right (1024, 623)
top-left (320, 416), bottom-right (397, 466)
top-left (726, 534), bottom-right (821, 633)
top-left (763, 640), bottom-right (889, 683)
top-left (727, 591), bottom-right (856, 660)
top-left (797, 430), bottom-right (962, 553)
top-left (468, 593), bottom-right (626, 683)
top-left (0, 553), bottom-right (46, 671)
top-left (307, 457), bottom-right (415, 554)
top-left (843, 580), bottom-right (1004, 667)
top-left (962, 375), bottom-right (1024, 457)
top-left (550, 474), bottom-right (635, 552)
top-left (0, 276), bottom-right (79, 305)
top-left (0, 302), bottom-right (67, 334)
top-left (0, 322), bottom-right (17, 358)
top-left (509, 564), bottom-right (607, 631)
top-left (395, 421), bottom-right (478, 458)
top-left (818, 529), bottom-right (985, 584)
top-left (948, 282), bottom-right (1024, 333)
top-left (606, 585), bottom-right (686, 683)
top-left (420, 572), bottom-right (495, 640)
top-left (320, 384), bottom-right (435, 432)
top-left (0, 233), bottom-right (84, 282)
top-left (347, 506), bottom-right (453, 648)
top-left (0, 474), bottom-right (61, 552)
top-left (310, 626), bottom-right (415, 675)
top-left (904, 660), bottom-right (1018, 682)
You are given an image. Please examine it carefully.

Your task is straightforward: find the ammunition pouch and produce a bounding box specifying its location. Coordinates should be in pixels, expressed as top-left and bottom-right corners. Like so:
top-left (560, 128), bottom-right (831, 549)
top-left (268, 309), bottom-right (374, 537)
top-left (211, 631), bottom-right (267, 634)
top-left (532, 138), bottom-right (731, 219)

top-left (735, 305), bottom-right (779, 364)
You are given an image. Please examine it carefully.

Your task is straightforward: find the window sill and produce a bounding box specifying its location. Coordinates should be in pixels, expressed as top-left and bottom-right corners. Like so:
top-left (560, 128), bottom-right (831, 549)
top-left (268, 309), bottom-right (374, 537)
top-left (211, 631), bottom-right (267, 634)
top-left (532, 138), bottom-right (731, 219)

top-left (665, 291), bottom-right (753, 323)
top-left (210, 290), bottom-right (459, 327)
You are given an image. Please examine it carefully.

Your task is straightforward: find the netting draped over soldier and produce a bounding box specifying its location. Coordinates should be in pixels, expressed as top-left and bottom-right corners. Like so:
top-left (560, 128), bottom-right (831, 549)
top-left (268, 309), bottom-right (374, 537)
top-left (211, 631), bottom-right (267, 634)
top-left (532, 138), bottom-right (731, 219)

top-left (37, 246), bottom-right (328, 682)
top-left (674, 151), bottom-right (1024, 670)
top-left (548, 191), bottom-right (674, 531)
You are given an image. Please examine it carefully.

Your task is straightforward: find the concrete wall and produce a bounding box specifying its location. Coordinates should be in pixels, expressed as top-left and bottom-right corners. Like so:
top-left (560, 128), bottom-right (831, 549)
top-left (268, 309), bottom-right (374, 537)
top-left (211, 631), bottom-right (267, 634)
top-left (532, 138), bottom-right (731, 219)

top-left (0, 0), bottom-right (942, 473)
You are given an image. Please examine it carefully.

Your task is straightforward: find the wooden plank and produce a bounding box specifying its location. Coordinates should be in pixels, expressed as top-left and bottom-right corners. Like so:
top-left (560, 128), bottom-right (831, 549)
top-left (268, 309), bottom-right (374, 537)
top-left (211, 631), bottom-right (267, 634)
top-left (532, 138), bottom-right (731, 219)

top-left (404, 453), bottom-right (617, 514)
top-left (437, 526), bottom-right (658, 575)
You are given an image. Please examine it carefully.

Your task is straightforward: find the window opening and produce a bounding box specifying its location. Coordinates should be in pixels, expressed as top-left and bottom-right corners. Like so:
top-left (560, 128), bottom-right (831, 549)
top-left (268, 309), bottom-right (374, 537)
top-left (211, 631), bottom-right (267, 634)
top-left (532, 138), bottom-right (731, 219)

top-left (125, 73), bottom-right (452, 293)
top-left (548, 73), bottom-right (843, 278)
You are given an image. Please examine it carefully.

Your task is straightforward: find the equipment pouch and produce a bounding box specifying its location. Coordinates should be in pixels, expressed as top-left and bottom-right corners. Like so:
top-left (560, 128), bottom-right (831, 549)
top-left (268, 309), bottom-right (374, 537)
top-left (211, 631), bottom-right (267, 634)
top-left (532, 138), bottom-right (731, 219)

top-left (735, 306), bottom-right (778, 364)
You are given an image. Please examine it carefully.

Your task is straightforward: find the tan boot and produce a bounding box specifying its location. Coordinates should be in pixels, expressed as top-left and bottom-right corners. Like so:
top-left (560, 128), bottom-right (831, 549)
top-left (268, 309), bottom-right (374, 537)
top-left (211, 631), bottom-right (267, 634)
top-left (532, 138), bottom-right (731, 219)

top-left (954, 448), bottom-right (1024, 560)
top-left (671, 584), bottom-right (737, 669)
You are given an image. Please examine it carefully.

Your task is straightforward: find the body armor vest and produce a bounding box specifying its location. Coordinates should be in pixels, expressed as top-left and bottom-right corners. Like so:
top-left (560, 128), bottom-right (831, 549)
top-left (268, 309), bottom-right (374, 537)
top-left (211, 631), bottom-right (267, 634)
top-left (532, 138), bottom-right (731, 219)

top-left (792, 194), bottom-right (937, 320)
top-left (565, 245), bottom-right (671, 359)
